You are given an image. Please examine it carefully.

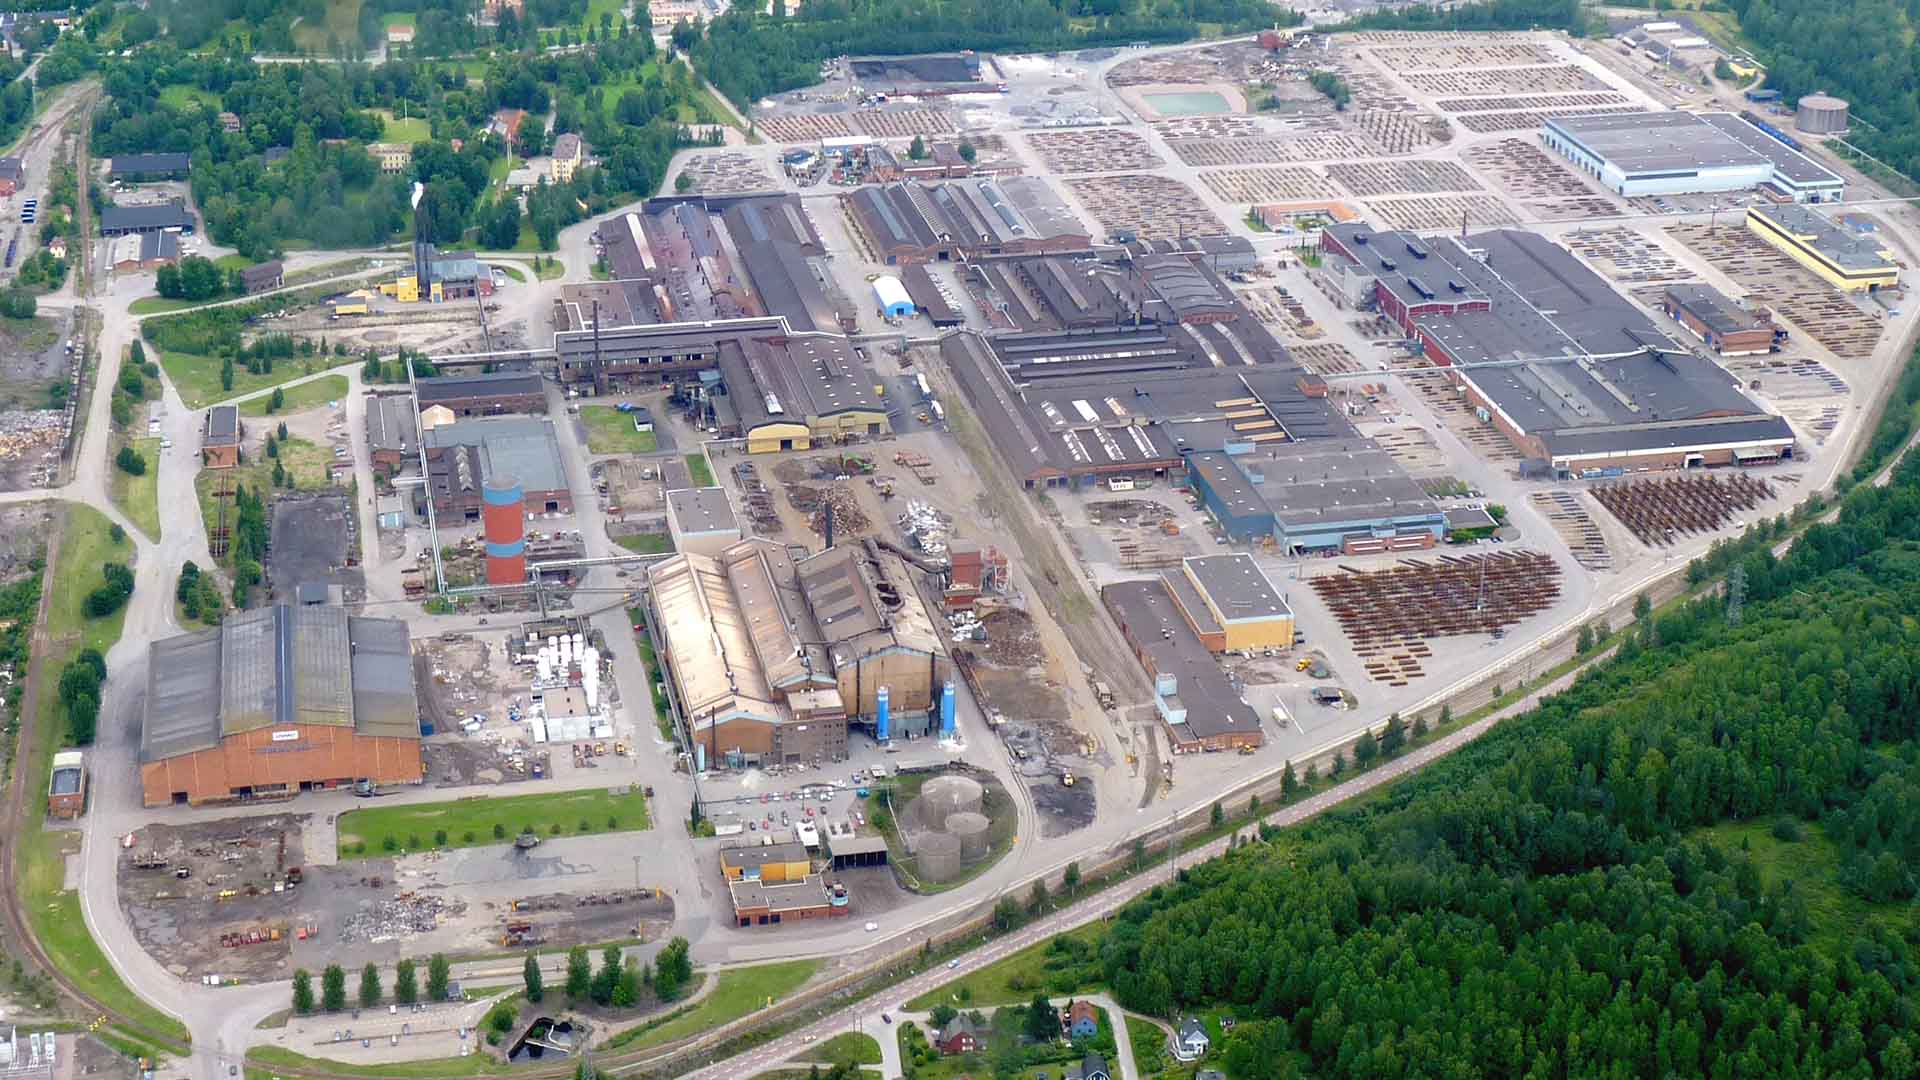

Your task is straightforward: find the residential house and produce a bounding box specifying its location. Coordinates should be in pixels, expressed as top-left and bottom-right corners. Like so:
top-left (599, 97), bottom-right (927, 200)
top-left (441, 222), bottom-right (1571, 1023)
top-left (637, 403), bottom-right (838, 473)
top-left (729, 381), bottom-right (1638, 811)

top-left (491, 108), bottom-right (527, 152)
top-left (936, 1014), bottom-right (982, 1056)
top-left (1064, 1053), bottom-right (1111, 1080)
top-left (217, 111), bottom-right (242, 134)
top-left (368, 143), bottom-right (412, 174)
top-left (551, 133), bottom-right (584, 183)
top-left (0, 155), bottom-right (23, 195)
top-left (1060, 1000), bottom-right (1100, 1040)
top-left (482, 0), bottom-right (524, 17)
top-left (1170, 1018), bottom-right (1210, 1062)
top-left (386, 22), bottom-right (415, 46)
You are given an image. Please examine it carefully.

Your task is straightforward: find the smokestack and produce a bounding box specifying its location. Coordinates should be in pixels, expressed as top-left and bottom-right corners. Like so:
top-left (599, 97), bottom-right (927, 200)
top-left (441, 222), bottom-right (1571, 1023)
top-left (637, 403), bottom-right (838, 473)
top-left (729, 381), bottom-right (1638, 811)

top-left (824, 502), bottom-right (835, 550)
top-left (412, 182), bottom-right (433, 299)
top-left (482, 474), bottom-right (527, 585)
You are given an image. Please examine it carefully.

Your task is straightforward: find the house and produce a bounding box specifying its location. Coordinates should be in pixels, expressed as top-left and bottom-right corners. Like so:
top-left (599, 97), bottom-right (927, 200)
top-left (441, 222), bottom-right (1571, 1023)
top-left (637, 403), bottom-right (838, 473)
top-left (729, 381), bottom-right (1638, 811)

top-left (368, 143), bottom-right (412, 174)
top-left (551, 133), bottom-right (584, 183)
top-left (1063, 1053), bottom-right (1111, 1080)
top-left (47, 749), bottom-right (84, 819)
top-left (385, 22), bottom-right (414, 45)
top-left (240, 260), bottom-right (285, 294)
top-left (936, 1014), bottom-right (982, 1056)
top-left (111, 229), bottom-right (180, 272)
top-left (0, 155), bottom-right (22, 195)
top-left (217, 111), bottom-right (242, 134)
top-left (1170, 1018), bottom-right (1210, 1062)
top-left (202, 405), bottom-right (241, 469)
top-left (1060, 1000), bottom-right (1100, 1039)
top-left (492, 108), bottom-right (528, 151)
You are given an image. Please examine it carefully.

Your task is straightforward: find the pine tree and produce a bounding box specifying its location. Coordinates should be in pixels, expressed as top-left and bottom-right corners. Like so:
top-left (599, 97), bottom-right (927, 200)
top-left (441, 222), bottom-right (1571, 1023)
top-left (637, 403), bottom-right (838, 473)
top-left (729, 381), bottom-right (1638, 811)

top-left (359, 963), bottom-right (382, 1008)
top-left (292, 968), bottom-right (314, 1014)
top-left (524, 953), bottom-right (544, 1003)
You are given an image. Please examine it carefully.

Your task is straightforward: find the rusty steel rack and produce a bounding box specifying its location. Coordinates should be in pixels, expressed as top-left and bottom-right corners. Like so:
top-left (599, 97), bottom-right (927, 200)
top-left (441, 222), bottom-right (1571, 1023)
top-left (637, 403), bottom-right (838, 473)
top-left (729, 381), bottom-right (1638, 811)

top-left (1590, 473), bottom-right (1773, 547)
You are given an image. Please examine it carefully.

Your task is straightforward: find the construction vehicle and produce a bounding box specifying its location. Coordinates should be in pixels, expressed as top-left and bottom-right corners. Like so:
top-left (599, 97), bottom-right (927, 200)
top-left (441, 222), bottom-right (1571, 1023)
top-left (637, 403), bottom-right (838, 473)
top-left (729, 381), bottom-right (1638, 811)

top-left (1061, 770), bottom-right (1075, 787)
top-left (1092, 681), bottom-right (1115, 710)
top-left (514, 831), bottom-right (543, 850)
top-left (1238, 744), bottom-right (1256, 755)
top-left (1295, 657), bottom-right (1313, 672)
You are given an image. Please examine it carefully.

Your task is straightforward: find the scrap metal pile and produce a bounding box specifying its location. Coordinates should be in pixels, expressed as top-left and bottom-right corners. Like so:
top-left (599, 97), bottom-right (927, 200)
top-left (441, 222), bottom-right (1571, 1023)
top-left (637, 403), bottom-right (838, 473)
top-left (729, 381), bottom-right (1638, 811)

top-left (339, 892), bottom-right (465, 945)
top-left (897, 500), bottom-right (951, 557)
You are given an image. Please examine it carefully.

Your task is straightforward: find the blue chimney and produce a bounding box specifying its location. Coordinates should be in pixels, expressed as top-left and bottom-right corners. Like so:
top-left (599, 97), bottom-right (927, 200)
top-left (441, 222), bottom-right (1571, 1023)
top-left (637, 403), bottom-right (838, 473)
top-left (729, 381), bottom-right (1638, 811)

top-left (876, 686), bottom-right (891, 743)
top-left (939, 680), bottom-right (956, 739)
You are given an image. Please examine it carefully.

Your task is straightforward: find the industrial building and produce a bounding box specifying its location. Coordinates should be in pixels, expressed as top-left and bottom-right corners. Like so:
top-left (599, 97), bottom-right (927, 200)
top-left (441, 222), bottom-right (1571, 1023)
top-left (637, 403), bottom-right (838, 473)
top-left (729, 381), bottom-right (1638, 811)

top-left (1102, 579), bottom-right (1263, 754)
top-left (873, 275), bottom-right (914, 319)
top-left (239, 260), bottom-right (285, 293)
top-left (1170, 555), bottom-right (1295, 653)
top-left (1661, 284), bottom-right (1778, 355)
top-left (1185, 444), bottom-right (1446, 554)
top-left (1322, 223), bottom-right (1796, 475)
top-left (1796, 93), bottom-right (1850, 134)
top-left (1745, 204), bottom-right (1899, 292)
top-left (846, 177), bottom-right (1090, 265)
top-left (720, 841), bottom-right (812, 883)
top-left (414, 371), bottom-right (547, 418)
top-left (99, 200), bottom-right (195, 237)
top-left (646, 537), bottom-right (949, 770)
top-left (111, 229), bottom-right (179, 272)
top-left (1542, 111), bottom-right (1844, 202)
top-left (110, 152), bottom-right (191, 180)
top-left (363, 392), bottom-right (420, 477)
top-left (665, 487), bottom-right (741, 556)
top-left (139, 605), bottom-right (422, 806)
top-left (423, 416), bottom-right (573, 519)
top-left (47, 750), bottom-right (84, 819)
top-left (202, 404), bottom-right (240, 469)
top-left (727, 875), bottom-right (850, 927)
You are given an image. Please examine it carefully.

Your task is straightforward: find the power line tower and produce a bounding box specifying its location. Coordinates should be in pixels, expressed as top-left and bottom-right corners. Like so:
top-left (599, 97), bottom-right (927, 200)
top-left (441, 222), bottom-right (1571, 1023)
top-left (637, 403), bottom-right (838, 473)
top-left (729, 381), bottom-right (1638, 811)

top-left (1725, 563), bottom-right (1746, 625)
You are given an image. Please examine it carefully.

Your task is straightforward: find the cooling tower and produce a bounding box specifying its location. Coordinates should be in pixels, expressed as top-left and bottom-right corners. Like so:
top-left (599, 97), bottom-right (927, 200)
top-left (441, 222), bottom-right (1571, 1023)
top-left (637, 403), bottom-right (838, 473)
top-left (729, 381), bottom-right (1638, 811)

top-left (945, 811), bottom-right (990, 863)
top-left (483, 474), bottom-right (527, 586)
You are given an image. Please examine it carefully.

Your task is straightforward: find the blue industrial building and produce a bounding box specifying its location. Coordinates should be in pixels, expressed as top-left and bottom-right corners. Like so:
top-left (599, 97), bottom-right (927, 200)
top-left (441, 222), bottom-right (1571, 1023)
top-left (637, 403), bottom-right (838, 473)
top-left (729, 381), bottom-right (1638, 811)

top-left (1185, 446), bottom-right (1447, 554)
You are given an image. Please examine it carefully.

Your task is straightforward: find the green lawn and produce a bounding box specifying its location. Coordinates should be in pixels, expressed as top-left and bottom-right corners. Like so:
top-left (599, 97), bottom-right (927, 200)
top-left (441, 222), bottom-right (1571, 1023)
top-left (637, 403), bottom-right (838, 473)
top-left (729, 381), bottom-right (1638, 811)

top-left (904, 924), bottom-right (1104, 1010)
top-left (1696, 818), bottom-right (1917, 956)
top-left (161, 352), bottom-right (349, 410)
top-left (213, 253), bottom-right (255, 271)
top-left (15, 505), bottom-right (191, 1045)
top-left (110, 437), bottom-right (161, 541)
top-left (195, 436), bottom-right (334, 565)
top-left (792, 1031), bottom-right (882, 1067)
top-left (335, 786), bottom-right (652, 858)
top-left (494, 264), bottom-right (526, 283)
top-left (248, 1046), bottom-right (509, 1078)
top-left (382, 11), bottom-right (415, 29)
top-left (615, 532), bottom-right (672, 554)
top-left (537, 258), bottom-right (565, 280)
top-left (605, 959), bottom-right (818, 1051)
top-left (377, 110), bottom-right (431, 144)
top-left (237, 374), bottom-right (347, 417)
top-left (129, 297), bottom-right (201, 316)
top-left (685, 452), bottom-right (714, 487)
top-left (580, 406), bottom-right (660, 454)
top-left (158, 83), bottom-right (220, 111)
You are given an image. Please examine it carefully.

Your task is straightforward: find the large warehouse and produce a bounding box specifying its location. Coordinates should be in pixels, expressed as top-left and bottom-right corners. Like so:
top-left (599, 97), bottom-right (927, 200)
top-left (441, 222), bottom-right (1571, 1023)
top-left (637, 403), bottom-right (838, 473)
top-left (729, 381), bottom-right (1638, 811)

top-left (1746, 204), bottom-right (1899, 292)
top-left (140, 606), bottom-right (422, 806)
top-left (1542, 111), bottom-right (1844, 202)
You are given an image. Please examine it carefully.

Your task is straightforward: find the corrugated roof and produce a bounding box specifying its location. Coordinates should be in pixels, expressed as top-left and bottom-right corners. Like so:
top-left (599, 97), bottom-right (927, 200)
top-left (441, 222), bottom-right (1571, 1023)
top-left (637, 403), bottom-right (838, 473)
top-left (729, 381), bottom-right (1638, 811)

top-left (349, 616), bottom-right (419, 739)
top-left (141, 629), bottom-right (224, 761)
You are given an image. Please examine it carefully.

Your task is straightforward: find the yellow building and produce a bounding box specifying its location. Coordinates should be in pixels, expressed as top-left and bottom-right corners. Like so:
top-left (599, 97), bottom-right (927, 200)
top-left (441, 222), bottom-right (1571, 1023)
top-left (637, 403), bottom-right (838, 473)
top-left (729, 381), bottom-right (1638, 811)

top-left (1173, 554), bottom-right (1295, 654)
top-left (551, 133), bottom-right (584, 183)
top-left (368, 142), bottom-right (413, 174)
top-left (331, 299), bottom-right (369, 316)
top-left (732, 335), bottom-right (892, 454)
top-left (720, 841), bottom-right (811, 884)
top-left (1746, 205), bottom-right (1898, 292)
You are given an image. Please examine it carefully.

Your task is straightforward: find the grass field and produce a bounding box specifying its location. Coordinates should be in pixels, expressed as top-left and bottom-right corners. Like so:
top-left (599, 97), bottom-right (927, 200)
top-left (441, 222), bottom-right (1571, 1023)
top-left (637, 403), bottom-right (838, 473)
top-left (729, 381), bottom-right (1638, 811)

top-left (614, 532), bottom-right (671, 554)
top-left (110, 437), bottom-right (161, 541)
top-left (605, 959), bottom-right (818, 1051)
top-left (335, 786), bottom-right (652, 858)
top-left (903, 925), bottom-right (1104, 1010)
top-left (237, 374), bottom-right (347, 417)
top-left (14, 505), bottom-right (192, 1045)
top-left (685, 452), bottom-right (714, 487)
top-left (376, 110), bottom-right (431, 144)
top-left (494, 263), bottom-right (526, 283)
top-left (194, 436), bottom-right (333, 564)
top-left (158, 83), bottom-right (220, 111)
top-left (161, 352), bottom-right (347, 410)
top-left (249, 1046), bottom-right (509, 1078)
top-left (382, 11), bottom-right (415, 29)
top-left (792, 1031), bottom-right (882, 1067)
top-left (1696, 818), bottom-right (1918, 956)
top-left (129, 297), bottom-right (201, 316)
top-left (213, 253), bottom-right (255, 271)
top-left (580, 406), bottom-right (659, 454)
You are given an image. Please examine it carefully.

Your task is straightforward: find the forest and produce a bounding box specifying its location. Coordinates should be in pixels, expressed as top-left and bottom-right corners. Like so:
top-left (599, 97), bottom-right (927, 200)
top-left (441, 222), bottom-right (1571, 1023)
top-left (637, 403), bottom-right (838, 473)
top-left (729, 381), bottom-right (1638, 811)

top-left (1724, 0), bottom-right (1920, 182)
top-left (1346, 0), bottom-right (1594, 34)
top-left (692, 0), bottom-right (1296, 110)
top-left (1085, 453), bottom-right (1920, 1077)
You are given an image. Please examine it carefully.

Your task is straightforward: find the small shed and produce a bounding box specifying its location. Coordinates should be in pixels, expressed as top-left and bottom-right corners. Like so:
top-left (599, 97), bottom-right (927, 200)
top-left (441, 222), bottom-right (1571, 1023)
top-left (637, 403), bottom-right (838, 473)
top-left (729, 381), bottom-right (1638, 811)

top-left (873, 275), bottom-right (914, 319)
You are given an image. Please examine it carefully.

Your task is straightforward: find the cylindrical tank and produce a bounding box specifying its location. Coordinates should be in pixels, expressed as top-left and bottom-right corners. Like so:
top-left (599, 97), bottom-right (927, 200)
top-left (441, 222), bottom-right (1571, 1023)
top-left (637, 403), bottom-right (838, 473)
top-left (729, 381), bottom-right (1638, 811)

top-left (916, 774), bottom-right (984, 828)
top-left (1796, 93), bottom-right (1850, 134)
top-left (946, 811), bottom-right (991, 862)
top-left (483, 474), bottom-right (527, 585)
top-left (876, 685), bottom-right (891, 743)
top-left (938, 681), bottom-right (956, 740)
top-left (917, 831), bottom-right (962, 882)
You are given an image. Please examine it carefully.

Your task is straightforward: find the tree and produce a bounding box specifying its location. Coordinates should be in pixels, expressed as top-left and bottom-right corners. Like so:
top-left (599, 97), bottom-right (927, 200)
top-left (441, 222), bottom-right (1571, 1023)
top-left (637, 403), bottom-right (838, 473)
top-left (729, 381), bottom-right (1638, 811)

top-left (1411, 713), bottom-right (1429, 739)
top-left (654, 937), bottom-right (693, 1001)
top-left (613, 958), bottom-right (639, 1008)
top-left (524, 953), bottom-right (544, 1003)
top-left (1281, 762), bottom-right (1299, 801)
top-left (590, 945), bottom-right (622, 1006)
top-left (1028, 878), bottom-right (1048, 914)
top-left (267, 387), bottom-right (285, 413)
top-left (929, 1004), bottom-right (958, 1029)
top-left (992, 895), bottom-right (1021, 930)
top-left (359, 963), bottom-right (382, 1008)
top-left (908, 135), bottom-right (927, 160)
top-left (321, 964), bottom-right (347, 1012)
top-left (426, 953), bottom-right (451, 1001)
top-left (1210, 800), bottom-right (1224, 828)
top-left (1025, 993), bottom-right (1058, 1043)
top-left (956, 139), bottom-right (976, 163)
top-left (1576, 622), bottom-right (1595, 654)
top-left (565, 945), bottom-right (592, 999)
top-left (1633, 591), bottom-right (1652, 622)
top-left (292, 968), bottom-right (314, 1014)
top-left (1062, 861), bottom-right (1080, 896)
top-left (394, 958), bottom-right (418, 1004)
top-left (114, 446), bottom-right (146, 475)
top-left (220, 356), bottom-right (234, 392)
top-left (1380, 713), bottom-right (1406, 757)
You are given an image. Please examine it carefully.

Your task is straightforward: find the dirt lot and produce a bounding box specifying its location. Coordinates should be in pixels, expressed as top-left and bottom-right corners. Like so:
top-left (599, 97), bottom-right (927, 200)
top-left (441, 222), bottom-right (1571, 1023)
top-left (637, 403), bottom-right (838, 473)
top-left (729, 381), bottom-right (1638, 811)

top-left (117, 814), bottom-right (309, 982)
top-left (0, 311), bottom-right (74, 490)
top-left (270, 493), bottom-right (364, 604)
top-left (414, 634), bottom-right (554, 785)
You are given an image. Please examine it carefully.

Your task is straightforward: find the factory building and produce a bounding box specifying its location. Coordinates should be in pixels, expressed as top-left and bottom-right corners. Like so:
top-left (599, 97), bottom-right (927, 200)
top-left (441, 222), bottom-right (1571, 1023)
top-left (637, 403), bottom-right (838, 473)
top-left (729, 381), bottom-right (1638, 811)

top-left (414, 371), bottom-right (547, 417)
top-left (423, 416), bottom-right (572, 519)
top-left (1184, 445), bottom-right (1445, 554)
top-left (666, 487), bottom-right (742, 556)
top-left (139, 606), bottom-right (422, 806)
top-left (1661, 284), bottom-right (1778, 355)
top-left (1745, 204), bottom-right (1898, 292)
top-left (99, 200), bottom-right (195, 237)
top-left (846, 177), bottom-right (1090, 265)
top-left (646, 537), bottom-right (948, 769)
top-left (202, 404), bottom-right (241, 469)
top-left (728, 875), bottom-right (850, 927)
top-left (1323, 223), bottom-right (1796, 476)
top-left (1102, 579), bottom-right (1263, 754)
top-left (363, 392), bottom-right (420, 477)
top-left (720, 841), bottom-right (812, 883)
top-left (1542, 111), bottom-right (1844, 202)
top-left (1169, 555), bottom-right (1294, 654)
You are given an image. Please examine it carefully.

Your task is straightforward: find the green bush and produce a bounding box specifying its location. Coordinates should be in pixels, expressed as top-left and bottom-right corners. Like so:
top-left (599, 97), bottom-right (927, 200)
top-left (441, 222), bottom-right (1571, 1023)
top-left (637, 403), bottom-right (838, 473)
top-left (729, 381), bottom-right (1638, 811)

top-left (434, 829), bottom-right (448, 846)
top-left (382, 836), bottom-right (398, 852)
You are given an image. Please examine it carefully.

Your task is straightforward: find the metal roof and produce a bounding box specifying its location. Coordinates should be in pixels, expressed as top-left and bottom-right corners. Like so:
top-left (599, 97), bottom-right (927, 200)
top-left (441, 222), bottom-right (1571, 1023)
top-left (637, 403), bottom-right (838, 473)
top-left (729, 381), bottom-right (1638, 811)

top-left (414, 371), bottom-right (544, 403)
top-left (1183, 554), bottom-right (1289, 623)
top-left (110, 152), bottom-right (190, 175)
top-left (100, 201), bottom-right (193, 233)
top-left (424, 416), bottom-right (569, 493)
top-left (1546, 111), bottom-right (1767, 174)
top-left (667, 487), bottom-right (739, 535)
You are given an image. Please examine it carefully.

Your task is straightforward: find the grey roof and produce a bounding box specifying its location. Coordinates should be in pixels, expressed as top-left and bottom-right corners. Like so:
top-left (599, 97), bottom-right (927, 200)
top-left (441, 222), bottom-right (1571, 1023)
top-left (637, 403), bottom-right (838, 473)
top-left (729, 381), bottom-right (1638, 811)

top-left (667, 486), bottom-right (738, 535)
top-left (0, 156), bottom-right (21, 181)
top-left (49, 763), bottom-right (81, 795)
top-left (414, 370), bottom-right (545, 404)
top-left (1545, 111), bottom-right (1767, 174)
top-left (139, 230), bottom-right (179, 262)
top-left (718, 333), bottom-right (885, 428)
top-left (1251, 439), bottom-right (1445, 532)
top-left (737, 240), bottom-right (842, 333)
top-left (1664, 283), bottom-right (1766, 337)
top-left (101, 201), bottom-right (193, 233)
top-left (424, 416), bottom-right (569, 492)
top-left (111, 152), bottom-right (190, 175)
top-left (997, 176), bottom-right (1088, 242)
top-left (140, 606), bottom-right (420, 762)
top-left (899, 262), bottom-right (960, 324)
top-left (727, 874), bottom-right (833, 913)
top-left (1103, 579), bottom-right (1260, 743)
top-left (1749, 203), bottom-right (1896, 275)
top-left (1695, 112), bottom-right (1843, 189)
top-left (851, 178), bottom-right (1087, 255)
top-left (206, 403), bottom-right (239, 443)
top-left (364, 392), bottom-right (419, 452)
top-left (719, 841), bottom-right (810, 869)
top-left (1140, 255), bottom-right (1237, 321)
top-left (1186, 451), bottom-right (1266, 521)
top-left (239, 259), bottom-right (284, 287)
top-left (1184, 554), bottom-right (1289, 622)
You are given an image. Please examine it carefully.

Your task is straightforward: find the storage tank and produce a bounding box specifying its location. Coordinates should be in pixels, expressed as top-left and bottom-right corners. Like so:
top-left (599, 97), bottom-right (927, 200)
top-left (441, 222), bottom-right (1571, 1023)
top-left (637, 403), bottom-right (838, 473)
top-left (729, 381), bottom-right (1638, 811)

top-left (483, 474), bottom-right (527, 585)
top-left (1796, 93), bottom-right (1849, 134)
top-left (915, 774), bottom-right (984, 828)
top-left (945, 811), bottom-right (991, 863)
top-left (917, 831), bottom-right (962, 882)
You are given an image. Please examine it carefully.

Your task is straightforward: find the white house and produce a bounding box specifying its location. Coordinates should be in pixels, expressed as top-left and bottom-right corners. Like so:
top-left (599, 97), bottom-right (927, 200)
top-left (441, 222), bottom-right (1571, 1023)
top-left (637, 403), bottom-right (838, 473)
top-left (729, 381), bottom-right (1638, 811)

top-left (1170, 1017), bottom-right (1210, 1062)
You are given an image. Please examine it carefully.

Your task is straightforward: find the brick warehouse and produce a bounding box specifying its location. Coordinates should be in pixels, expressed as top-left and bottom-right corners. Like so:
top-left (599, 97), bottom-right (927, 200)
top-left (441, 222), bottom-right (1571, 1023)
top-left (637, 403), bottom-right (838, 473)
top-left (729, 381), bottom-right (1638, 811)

top-left (139, 605), bottom-right (422, 805)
